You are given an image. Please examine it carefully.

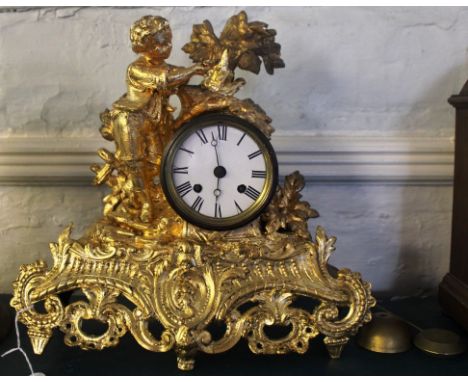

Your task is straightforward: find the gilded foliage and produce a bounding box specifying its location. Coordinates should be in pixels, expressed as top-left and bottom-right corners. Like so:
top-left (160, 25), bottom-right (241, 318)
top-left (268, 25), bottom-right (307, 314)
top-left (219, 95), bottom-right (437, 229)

top-left (183, 11), bottom-right (284, 75)
top-left (262, 171), bottom-right (319, 239)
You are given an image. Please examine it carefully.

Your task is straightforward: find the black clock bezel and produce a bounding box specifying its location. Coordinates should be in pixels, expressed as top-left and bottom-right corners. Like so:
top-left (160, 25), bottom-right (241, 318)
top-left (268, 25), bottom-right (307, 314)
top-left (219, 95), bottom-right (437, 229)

top-left (160, 113), bottom-right (278, 231)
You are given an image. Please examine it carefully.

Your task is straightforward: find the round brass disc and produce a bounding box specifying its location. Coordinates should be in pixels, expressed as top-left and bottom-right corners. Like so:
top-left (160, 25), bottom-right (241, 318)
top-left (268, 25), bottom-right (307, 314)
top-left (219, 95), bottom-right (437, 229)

top-left (414, 328), bottom-right (466, 356)
top-left (357, 312), bottom-right (413, 353)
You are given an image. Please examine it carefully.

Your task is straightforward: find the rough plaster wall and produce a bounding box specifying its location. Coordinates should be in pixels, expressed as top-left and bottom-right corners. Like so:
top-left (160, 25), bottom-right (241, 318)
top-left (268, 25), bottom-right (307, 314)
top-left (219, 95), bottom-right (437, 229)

top-left (0, 186), bottom-right (106, 292)
top-left (0, 6), bottom-right (465, 294)
top-left (1, 7), bottom-right (467, 138)
top-left (304, 184), bottom-right (453, 297)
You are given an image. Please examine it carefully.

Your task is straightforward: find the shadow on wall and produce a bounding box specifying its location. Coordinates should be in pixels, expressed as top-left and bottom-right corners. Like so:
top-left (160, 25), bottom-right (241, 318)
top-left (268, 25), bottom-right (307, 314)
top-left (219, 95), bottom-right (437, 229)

top-left (390, 184), bottom-right (453, 297)
top-left (304, 66), bottom-right (459, 298)
top-left (389, 65), bottom-right (461, 297)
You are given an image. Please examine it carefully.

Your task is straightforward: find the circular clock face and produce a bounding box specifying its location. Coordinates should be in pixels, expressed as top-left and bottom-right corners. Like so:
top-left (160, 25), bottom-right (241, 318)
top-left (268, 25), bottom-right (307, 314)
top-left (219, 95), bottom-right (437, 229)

top-left (160, 113), bottom-right (278, 230)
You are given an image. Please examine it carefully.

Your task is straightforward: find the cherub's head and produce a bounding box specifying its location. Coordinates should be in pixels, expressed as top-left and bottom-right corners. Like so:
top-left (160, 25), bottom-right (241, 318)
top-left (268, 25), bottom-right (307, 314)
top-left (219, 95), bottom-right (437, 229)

top-left (130, 16), bottom-right (172, 60)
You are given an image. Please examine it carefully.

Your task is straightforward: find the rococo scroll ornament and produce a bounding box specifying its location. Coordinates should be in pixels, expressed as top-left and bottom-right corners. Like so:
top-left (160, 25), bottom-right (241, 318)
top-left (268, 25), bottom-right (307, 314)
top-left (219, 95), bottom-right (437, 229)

top-left (11, 11), bottom-right (375, 371)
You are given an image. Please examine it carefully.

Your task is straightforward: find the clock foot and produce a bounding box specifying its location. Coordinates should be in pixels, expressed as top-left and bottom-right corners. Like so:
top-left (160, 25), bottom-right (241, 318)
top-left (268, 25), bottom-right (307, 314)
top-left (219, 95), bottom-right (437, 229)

top-left (324, 337), bottom-right (349, 359)
top-left (29, 329), bottom-right (52, 355)
top-left (177, 356), bottom-right (195, 371)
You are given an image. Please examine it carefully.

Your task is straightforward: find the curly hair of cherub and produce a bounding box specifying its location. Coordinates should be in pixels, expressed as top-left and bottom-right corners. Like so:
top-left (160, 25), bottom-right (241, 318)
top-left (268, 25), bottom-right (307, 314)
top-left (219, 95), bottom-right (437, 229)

top-left (130, 15), bottom-right (171, 53)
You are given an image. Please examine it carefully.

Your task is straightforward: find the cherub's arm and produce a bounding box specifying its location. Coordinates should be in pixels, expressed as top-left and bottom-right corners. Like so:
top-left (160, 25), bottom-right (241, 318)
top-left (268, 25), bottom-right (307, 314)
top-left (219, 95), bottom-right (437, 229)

top-left (166, 64), bottom-right (206, 88)
top-left (128, 63), bottom-right (206, 90)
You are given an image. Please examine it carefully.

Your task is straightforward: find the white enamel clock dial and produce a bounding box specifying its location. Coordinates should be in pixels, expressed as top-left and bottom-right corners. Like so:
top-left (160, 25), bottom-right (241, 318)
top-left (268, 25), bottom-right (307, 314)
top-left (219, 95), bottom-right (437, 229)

top-left (160, 114), bottom-right (278, 230)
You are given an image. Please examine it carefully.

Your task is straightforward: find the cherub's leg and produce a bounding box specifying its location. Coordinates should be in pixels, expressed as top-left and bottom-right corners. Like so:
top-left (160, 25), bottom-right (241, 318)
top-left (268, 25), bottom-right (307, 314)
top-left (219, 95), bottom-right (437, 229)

top-left (112, 111), bottom-right (154, 222)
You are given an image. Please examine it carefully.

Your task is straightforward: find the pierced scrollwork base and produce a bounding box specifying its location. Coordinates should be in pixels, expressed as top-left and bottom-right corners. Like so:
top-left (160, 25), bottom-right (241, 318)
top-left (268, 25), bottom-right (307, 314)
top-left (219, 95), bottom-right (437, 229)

top-left (11, 203), bottom-right (375, 370)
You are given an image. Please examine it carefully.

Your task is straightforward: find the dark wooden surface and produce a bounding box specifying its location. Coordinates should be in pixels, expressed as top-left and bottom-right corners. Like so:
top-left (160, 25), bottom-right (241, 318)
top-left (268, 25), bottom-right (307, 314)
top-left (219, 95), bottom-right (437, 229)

top-left (1, 294), bottom-right (467, 376)
top-left (0, 300), bottom-right (13, 343)
top-left (440, 79), bottom-right (468, 331)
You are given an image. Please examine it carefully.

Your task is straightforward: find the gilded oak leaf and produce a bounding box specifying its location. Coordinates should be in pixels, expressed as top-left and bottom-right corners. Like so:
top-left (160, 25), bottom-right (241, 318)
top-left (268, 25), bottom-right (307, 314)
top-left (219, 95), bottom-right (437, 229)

top-left (261, 171), bottom-right (319, 239)
top-left (182, 20), bottom-right (223, 66)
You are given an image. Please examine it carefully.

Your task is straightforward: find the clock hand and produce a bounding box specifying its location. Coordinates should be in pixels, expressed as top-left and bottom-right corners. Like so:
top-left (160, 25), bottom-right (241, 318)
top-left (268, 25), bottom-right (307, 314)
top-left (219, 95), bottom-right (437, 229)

top-left (211, 131), bottom-right (221, 194)
top-left (211, 132), bottom-right (220, 166)
top-left (211, 131), bottom-right (224, 216)
top-left (215, 178), bottom-right (220, 198)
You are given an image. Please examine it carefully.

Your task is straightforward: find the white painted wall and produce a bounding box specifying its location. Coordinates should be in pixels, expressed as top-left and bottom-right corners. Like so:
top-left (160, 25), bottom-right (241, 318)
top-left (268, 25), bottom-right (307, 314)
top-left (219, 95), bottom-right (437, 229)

top-left (0, 6), bottom-right (466, 295)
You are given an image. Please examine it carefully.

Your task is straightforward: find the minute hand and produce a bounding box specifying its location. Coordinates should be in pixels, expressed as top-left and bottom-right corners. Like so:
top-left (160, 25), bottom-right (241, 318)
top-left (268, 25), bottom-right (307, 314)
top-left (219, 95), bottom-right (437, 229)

top-left (211, 132), bottom-right (220, 166)
top-left (211, 132), bottom-right (221, 203)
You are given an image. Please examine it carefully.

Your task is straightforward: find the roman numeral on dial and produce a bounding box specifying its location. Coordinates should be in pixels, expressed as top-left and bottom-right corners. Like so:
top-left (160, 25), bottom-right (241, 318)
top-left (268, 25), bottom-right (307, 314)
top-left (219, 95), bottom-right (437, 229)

top-left (196, 129), bottom-right (208, 144)
top-left (234, 200), bottom-right (243, 213)
top-left (176, 181), bottom-right (192, 197)
top-left (191, 196), bottom-right (204, 212)
top-left (173, 167), bottom-right (188, 174)
top-left (251, 170), bottom-right (266, 178)
top-left (179, 147), bottom-right (194, 154)
top-left (237, 133), bottom-right (246, 146)
top-left (214, 202), bottom-right (222, 218)
top-left (218, 124), bottom-right (227, 140)
top-left (245, 186), bottom-right (261, 200)
top-left (248, 150), bottom-right (262, 160)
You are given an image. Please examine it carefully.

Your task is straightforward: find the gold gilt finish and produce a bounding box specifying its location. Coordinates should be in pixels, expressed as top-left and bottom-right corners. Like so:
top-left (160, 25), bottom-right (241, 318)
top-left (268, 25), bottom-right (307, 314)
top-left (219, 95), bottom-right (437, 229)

top-left (11, 11), bottom-right (375, 371)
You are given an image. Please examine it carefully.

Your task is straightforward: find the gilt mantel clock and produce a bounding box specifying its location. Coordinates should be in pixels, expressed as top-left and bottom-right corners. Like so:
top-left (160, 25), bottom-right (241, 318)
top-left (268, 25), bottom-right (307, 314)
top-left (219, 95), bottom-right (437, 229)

top-left (11, 12), bottom-right (375, 371)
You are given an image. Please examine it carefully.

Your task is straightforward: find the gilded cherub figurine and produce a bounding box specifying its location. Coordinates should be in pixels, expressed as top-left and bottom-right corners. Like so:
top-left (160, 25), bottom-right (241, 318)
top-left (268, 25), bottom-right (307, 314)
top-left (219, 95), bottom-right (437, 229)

top-left (94, 16), bottom-right (205, 227)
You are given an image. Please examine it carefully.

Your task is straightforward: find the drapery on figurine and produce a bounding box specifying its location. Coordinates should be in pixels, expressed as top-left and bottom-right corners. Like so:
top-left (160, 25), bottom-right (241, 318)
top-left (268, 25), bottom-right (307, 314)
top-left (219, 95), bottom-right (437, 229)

top-left (11, 12), bottom-right (375, 371)
top-left (95, 16), bottom-right (206, 230)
